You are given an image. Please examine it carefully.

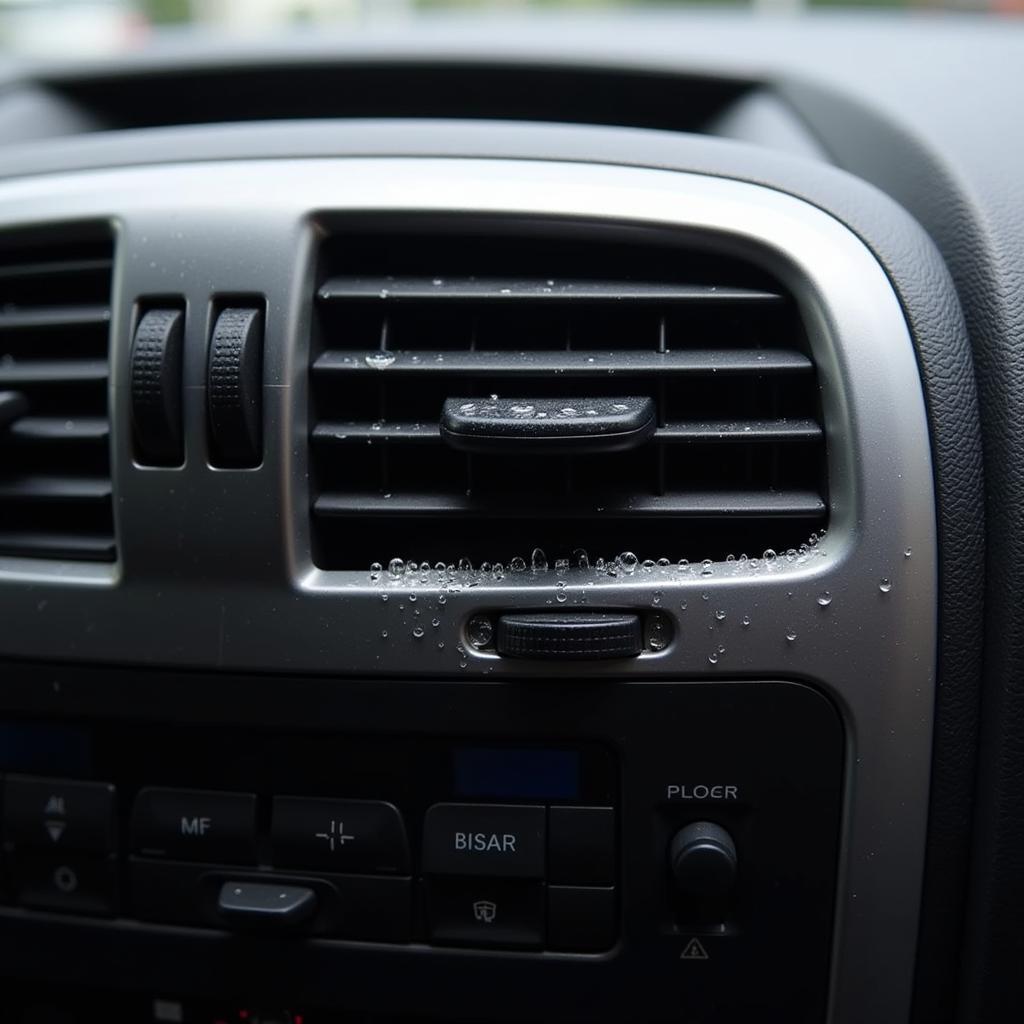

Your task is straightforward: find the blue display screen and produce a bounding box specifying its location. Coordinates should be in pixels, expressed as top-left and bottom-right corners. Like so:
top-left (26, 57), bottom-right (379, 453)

top-left (454, 747), bottom-right (581, 800)
top-left (0, 722), bottom-right (93, 776)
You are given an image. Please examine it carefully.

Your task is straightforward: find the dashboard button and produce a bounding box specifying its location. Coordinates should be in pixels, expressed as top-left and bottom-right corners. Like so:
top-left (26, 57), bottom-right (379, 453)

top-left (3, 775), bottom-right (115, 853)
top-left (547, 885), bottom-right (616, 952)
top-left (426, 878), bottom-right (543, 950)
top-left (422, 803), bottom-right (545, 878)
top-left (131, 788), bottom-right (257, 864)
top-left (272, 797), bottom-right (409, 874)
top-left (548, 806), bottom-right (615, 885)
top-left (217, 880), bottom-right (318, 931)
top-left (13, 854), bottom-right (116, 916)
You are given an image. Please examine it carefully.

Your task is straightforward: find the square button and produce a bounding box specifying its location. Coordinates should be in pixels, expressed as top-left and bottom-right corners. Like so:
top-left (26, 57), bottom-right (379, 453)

top-left (3, 776), bottom-right (116, 854)
top-left (548, 806), bottom-right (615, 885)
top-left (426, 878), bottom-right (544, 950)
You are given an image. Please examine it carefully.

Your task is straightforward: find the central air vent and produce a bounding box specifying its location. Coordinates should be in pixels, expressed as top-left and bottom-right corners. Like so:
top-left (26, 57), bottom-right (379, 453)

top-left (309, 227), bottom-right (827, 570)
top-left (0, 227), bottom-right (115, 562)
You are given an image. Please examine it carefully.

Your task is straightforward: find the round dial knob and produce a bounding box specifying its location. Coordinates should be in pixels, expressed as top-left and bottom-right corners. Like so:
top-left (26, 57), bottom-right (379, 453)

top-left (669, 821), bottom-right (738, 901)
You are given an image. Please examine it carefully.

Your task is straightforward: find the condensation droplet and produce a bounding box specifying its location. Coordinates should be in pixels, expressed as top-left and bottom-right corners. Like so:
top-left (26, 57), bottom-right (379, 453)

top-left (879, 578), bottom-right (893, 594)
top-left (364, 352), bottom-right (396, 370)
top-left (700, 559), bottom-right (713, 577)
top-left (555, 558), bottom-right (569, 576)
top-left (380, 593), bottom-right (388, 603)
top-left (412, 626), bottom-right (425, 639)
top-left (904, 548), bottom-right (913, 559)
top-left (459, 557), bottom-right (473, 573)
top-left (763, 549), bottom-right (778, 564)
top-left (641, 559), bottom-right (656, 572)
top-left (556, 584), bottom-right (568, 603)
top-left (380, 630), bottom-right (388, 639)
top-left (369, 561), bottom-right (382, 580)
top-left (437, 641), bottom-right (445, 650)
top-left (531, 548), bottom-right (548, 573)
top-left (408, 594), bottom-right (417, 603)
top-left (573, 548), bottom-right (590, 570)
top-left (680, 600), bottom-right (688, 611)
top-left (741, 615), bottom-right (751, 628)
top-left (817, 591), bottom-right (833, 608)
top-left (714, 609), bottom-right (726, 622)
top-left (786, 629), bottom-right (797, 642)
top-left (432, 618), bottom-right (440, 627)
top-left (678, 559), bottom-right (690, 571)
top-left (652, 591), bottom-right (662, 606)
top-left (708, 651), bottom-right (719, 665)
top-left (510, 556), bottom-right (527, 573)
top-left (617, 551), bottom-right (639, 574)
top-left (468, 616), bottom-right (494, 648)
top-left (438, 594), bottom-right (447, 605)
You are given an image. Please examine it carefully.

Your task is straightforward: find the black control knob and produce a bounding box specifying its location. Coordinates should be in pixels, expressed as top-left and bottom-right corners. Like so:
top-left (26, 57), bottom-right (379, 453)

top-left (669, 821), bottom-right (737, 922)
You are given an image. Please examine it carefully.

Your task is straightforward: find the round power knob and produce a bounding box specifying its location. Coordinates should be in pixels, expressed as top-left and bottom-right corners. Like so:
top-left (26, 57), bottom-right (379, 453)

top-left (670, 821), bottom-right (738, 902)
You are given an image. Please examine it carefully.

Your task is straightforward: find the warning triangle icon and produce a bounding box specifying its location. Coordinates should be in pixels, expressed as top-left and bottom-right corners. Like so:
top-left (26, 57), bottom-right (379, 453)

top-left (46, 821), bottom-right (66, 843)
top-left (681, 938), bottom-right (709, 960)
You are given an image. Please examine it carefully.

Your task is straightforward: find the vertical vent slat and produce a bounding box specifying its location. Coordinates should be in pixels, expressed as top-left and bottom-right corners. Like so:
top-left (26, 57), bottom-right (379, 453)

top-left (0, 230), bottom-right (116, 563)
top-left (309, 243), bottom-right (828, 571)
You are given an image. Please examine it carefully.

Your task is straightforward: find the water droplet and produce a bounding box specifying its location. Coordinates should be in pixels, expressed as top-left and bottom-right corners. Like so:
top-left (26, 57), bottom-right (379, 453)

top-left (364, 352), bottom-right (396, 369)
top-left (677, 559), bottom-right (690, 572)
top-left (459, 402), bottom-right (477, 414)
top-left (480, 561), bottom-right (492, 574)
top-left (437, 641), bottom-right (445, 650)
top-left (817, 591), bottom-right (833, 608)
top-left (652, 591), bottom-right (662, 606)
top-left (904, 548), bottom-right (912, 559)
top-left (369, 561), bottom-right (382, 580)
top-left (617, 551), bottom-right (639, 574)
top-left (879, 578), bottom-right (893, 594)
top-left (595, 557), bottom-right (606, 570)
top-left (573, 548), bottom-right (590, 570)
top-left (657, 557), bottom-right (671, 567)
top-left (380, 630), bottom-right (388, 639)
top-left (438, 594), bottom-right (447, 605)
top-left (641, 559), bottom-right (656, 572)
top-left (714, 609), bottom-right (726, 621)
top-left (763, 548), bottom-right (778, 564)
top-left (432, 618), bottom-right (440, 627)
top-left (556, 584), bottom-right (568, 603)
top-left (510, 556), bottom-right (527, 573)
top-left (408, 594), bottom-right (416, 603)
top-left (380, 593), bottom-right (388, 603)
top-left (458, 557), bottom-right (473, 573)
top-left (412, 626), bottom-right (425, 639)
top-left (648, 616), bottom-right (669, 651)
top-left (468, 616), bottom-right (494, 648)
top-left (700, 559), bottom-right (714, 577)
top-left (387, 558), bottom-right (405, 578)
top-left (680, 600), bottom-right (688, 611)
top-left (406, 561), bottom-right (418, 574)
top-left (531, 548), bottom-right (548, 573)
top-left (741, 615), bottom-right (751, 628)
top-left (786, 629), bottom-right (797, 642)
top-left (555, 558), bottom-right (569, 576)
top-left (708, 651), bottom-right (719, 665)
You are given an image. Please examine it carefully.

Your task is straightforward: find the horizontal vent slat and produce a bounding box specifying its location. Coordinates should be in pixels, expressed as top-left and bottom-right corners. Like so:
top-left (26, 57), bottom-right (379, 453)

top-left (0, 359), bottom-right (109, 385)
top-left (0, 305), bottom-right (110, 330)
top-left (9, 416), bottom-right (110, 443)
top-left (318, 277), bottom-right (785, 305)
top-left (0, 257), bottom-right (112, 281)
top-left (314, 491), bottom-right (826, 519)
top-left (0, 476), bottom-right (112, 503)
top-left (313, 350), bottom-right (813, 377)
top-left (0, 532), bottom-right (116, 562)
top-left (311, 419), bottom-right (823, 446)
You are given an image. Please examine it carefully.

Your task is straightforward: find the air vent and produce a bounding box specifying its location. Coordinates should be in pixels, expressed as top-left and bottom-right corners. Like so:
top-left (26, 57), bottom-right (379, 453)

top-left (309, 227), bottom-right (827, 570)
top-left (0, 227), bottom-right (115, 562)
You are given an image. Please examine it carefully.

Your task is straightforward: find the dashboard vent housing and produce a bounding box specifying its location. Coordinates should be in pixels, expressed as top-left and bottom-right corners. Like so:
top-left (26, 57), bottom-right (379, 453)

top-left (0, 227), bottom-right (115, 562)
top-left (309, 225), bottom-right (827, 570)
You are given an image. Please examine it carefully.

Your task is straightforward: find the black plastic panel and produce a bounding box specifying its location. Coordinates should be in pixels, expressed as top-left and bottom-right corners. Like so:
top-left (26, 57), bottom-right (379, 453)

top-left (0, 664), bottom-right (843, 1023)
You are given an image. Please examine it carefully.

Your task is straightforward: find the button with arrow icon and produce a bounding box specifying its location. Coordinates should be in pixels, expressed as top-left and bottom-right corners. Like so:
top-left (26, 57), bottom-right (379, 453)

top-left (2, 774), bottom-right (116, 853)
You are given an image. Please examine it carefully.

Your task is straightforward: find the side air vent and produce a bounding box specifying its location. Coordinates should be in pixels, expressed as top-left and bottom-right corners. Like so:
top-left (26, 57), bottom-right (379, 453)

top-left (0, 227), bottom-right (115, 562)
top-left (309, 227), bottom-right (827, 570)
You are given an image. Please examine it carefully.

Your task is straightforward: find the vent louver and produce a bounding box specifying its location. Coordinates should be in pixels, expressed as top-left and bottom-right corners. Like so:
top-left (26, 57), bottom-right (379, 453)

top-left (309, 228), bottom-right (827, 570)
top-left (0, 227), bottom-right (115, 562)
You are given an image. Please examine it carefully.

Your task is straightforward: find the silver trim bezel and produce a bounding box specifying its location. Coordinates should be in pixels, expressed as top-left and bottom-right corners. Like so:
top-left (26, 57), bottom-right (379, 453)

top-left (0, 158), bottom-right (937, 1024)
